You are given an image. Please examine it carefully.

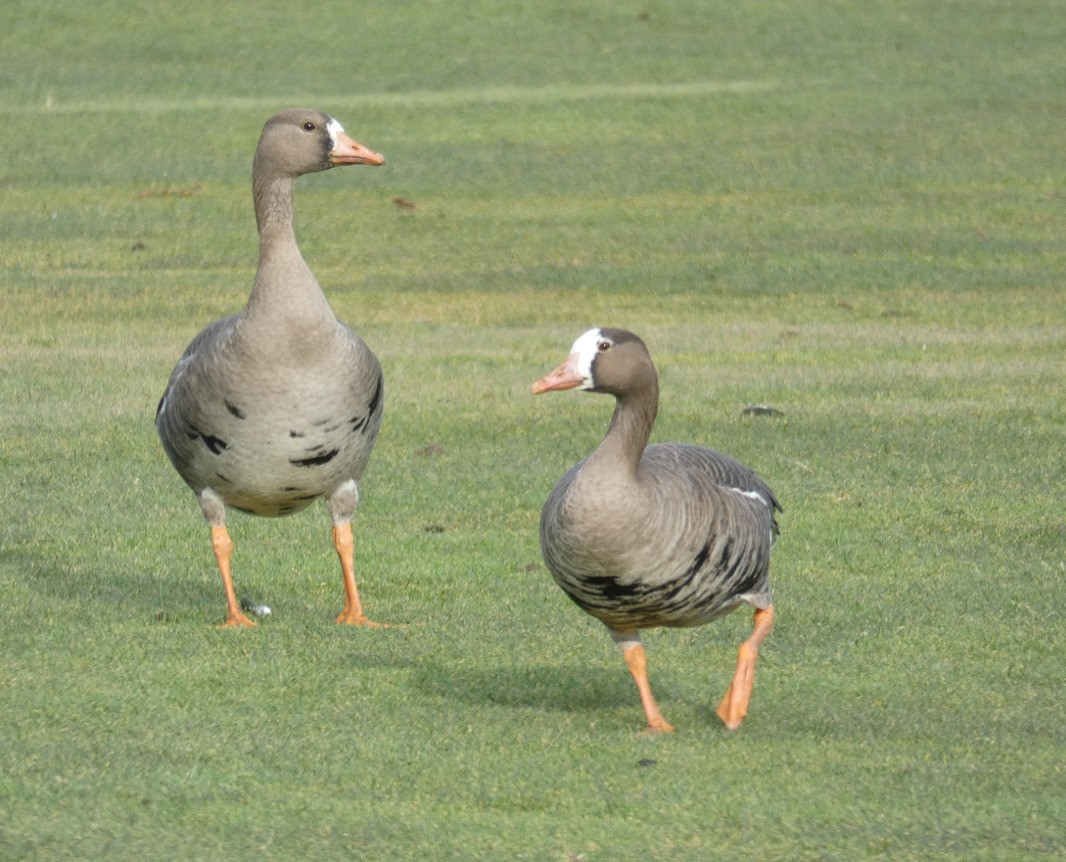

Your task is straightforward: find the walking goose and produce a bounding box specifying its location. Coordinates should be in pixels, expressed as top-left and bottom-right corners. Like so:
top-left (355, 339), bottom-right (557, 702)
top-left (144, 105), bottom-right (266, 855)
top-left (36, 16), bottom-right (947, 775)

top-left (156, 109), bottom-right (385, 628)
top-left (532, 328), bottom-right (781, 731)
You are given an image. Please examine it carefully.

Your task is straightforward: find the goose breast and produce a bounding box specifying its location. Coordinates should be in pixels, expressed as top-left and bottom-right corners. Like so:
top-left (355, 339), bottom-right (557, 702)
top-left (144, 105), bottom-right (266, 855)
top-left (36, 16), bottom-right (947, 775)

top-left (158, 317), bottom-right (383, 517)
top-left (541, 442), bottom-right (777, 630)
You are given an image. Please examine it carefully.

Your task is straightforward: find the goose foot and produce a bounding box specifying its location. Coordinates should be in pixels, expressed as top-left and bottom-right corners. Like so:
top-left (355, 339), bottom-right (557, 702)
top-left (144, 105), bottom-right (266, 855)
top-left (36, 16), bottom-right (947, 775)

top-left (716, 605), bottom-right (774, 730)
top-left (335, 610), bottom-right (386, 627)
top-left (642, 717), bottom-right (676, 735)
top-left (218, 613), bottom-right (256, 629)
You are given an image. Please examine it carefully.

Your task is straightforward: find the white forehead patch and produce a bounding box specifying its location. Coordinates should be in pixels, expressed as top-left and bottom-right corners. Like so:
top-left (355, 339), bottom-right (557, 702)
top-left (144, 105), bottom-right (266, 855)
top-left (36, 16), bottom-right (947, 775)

top-left (568, 327), bottom-right (609, 390)
top-left (326, 117), bottom-right (345, 147)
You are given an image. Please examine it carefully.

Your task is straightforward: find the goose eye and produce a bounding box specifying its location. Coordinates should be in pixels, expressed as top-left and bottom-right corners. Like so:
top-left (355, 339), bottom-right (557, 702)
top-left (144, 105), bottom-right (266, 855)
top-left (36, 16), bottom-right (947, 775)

top-left (597, 340), bottom-right (611, 352)
top-left (302, 121), bottom-right (317, 131)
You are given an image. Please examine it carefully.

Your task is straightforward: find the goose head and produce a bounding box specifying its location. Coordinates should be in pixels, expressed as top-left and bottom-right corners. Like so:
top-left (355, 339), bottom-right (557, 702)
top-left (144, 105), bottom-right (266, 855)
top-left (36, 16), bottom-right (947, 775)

top-left (253, 109), bottom-right (384, 180)
top-left (531, 327), bottom-right (658, 399)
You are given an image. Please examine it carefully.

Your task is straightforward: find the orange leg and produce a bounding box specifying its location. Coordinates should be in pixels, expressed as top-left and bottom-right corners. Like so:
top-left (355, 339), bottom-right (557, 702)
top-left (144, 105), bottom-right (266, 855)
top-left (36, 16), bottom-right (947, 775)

top-left (332, 523), bottom-right (382, 627)
top-left (211, 525), bottom-right (255, 628)
top-left (716, 605), bottom-right (775, 730)
top-left (622, 643), bottom-right (675, 734)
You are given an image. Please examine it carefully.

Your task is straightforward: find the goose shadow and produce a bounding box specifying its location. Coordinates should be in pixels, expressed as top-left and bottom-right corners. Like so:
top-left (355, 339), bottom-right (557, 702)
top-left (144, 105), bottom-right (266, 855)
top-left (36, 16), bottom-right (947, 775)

top-left (410, 656), bottom-right (659, 717)
top-left (7, 544), bottom-right (221, 625)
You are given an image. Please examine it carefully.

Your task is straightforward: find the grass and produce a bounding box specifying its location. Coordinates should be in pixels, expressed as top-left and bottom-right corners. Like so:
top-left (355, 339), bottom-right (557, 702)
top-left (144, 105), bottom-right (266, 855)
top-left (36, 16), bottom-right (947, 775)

top-left (1, 0), bottom-right (1064, 859)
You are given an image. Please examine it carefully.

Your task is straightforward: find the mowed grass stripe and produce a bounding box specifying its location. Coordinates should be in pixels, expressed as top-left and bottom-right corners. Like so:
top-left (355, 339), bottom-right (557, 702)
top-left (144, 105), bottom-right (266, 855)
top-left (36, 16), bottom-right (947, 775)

top-left (7, 78), bottom-right (781, 115)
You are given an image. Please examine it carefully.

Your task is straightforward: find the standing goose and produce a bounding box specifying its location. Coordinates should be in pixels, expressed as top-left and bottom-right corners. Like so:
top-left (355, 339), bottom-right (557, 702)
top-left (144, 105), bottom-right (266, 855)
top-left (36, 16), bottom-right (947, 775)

top-left (156, 109), bottom-right (385, 628)
top-left (532, 328), bottom-right (781, 731)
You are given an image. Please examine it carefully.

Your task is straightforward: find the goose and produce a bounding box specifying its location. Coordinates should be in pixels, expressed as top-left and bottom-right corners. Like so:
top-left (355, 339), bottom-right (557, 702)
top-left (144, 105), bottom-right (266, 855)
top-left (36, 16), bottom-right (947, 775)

top-left (156, 109), bottom-right (386, 628)
top-left (531, 328), bottom-right (781, 731)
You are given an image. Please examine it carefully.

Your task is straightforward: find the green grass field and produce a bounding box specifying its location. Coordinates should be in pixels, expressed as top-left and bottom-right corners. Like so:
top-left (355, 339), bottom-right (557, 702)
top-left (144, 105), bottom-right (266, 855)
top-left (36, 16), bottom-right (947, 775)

top-left (2, 1), bottom-right (1063, 859)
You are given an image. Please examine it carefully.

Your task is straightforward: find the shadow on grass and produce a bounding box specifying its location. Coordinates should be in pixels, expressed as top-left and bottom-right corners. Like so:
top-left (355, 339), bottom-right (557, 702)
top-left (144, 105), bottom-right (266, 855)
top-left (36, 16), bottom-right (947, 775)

top-left (412, 657), bottom-right (644, 716)
top-left (5, 540), bottom-right (221, 625)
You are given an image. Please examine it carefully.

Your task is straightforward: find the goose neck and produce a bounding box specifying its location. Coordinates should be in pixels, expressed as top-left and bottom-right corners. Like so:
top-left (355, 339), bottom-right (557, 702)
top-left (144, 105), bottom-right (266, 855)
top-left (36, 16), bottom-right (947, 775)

top-left (246, 171), bottom-right (331, 322)
top-left (253, 173), bottom-right (298, 245)
top-left (590, 391), bottom-right (657, 479)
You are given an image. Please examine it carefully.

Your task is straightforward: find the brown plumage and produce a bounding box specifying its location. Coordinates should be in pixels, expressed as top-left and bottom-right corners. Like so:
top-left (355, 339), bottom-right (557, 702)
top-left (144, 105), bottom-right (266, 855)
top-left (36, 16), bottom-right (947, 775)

top-left (532, 328), bottom-right (781, 731)
top-left (156, 109), bottom-right (386, 628)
